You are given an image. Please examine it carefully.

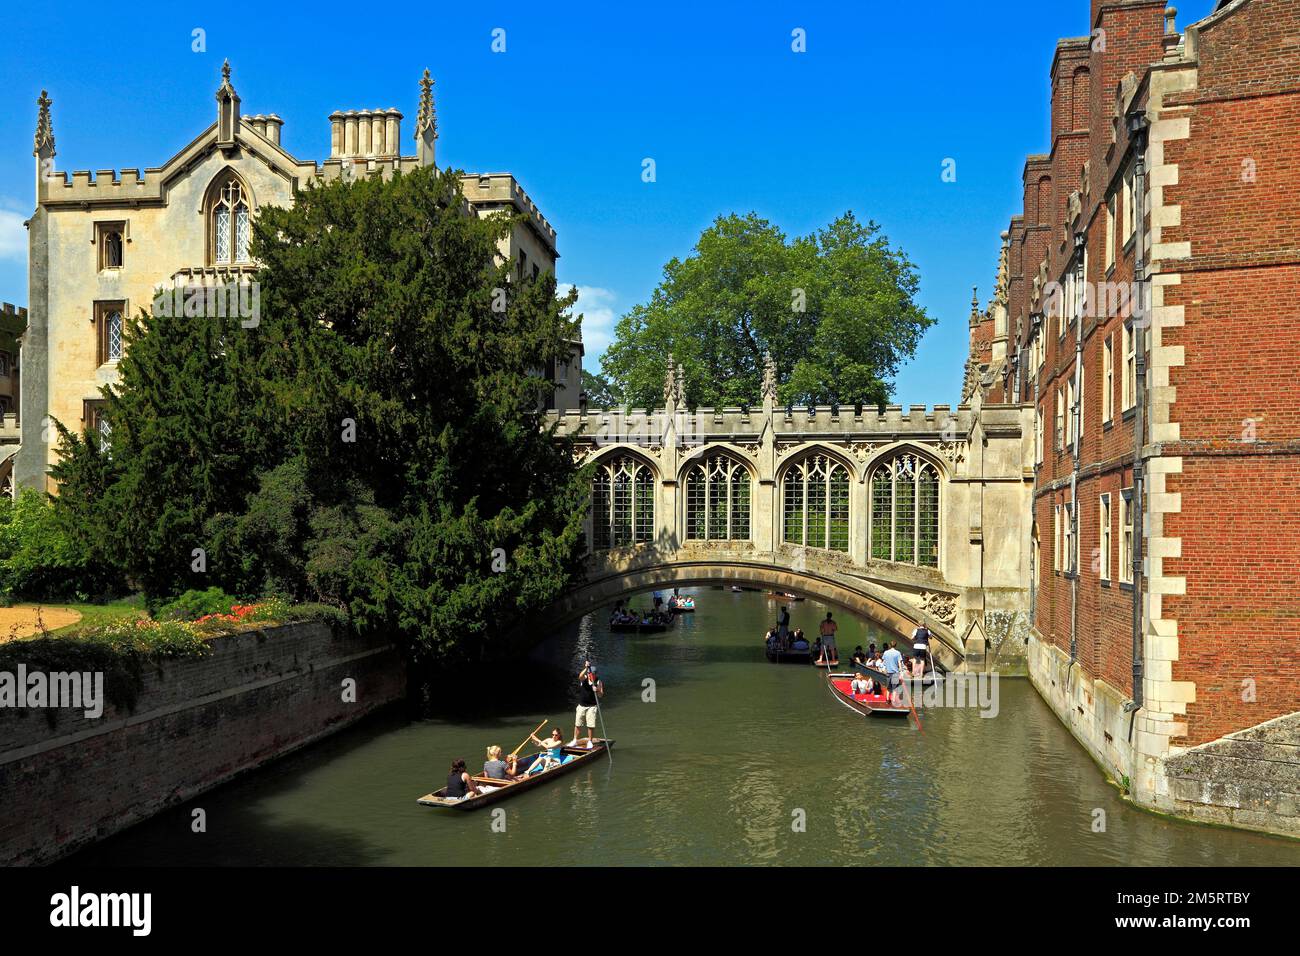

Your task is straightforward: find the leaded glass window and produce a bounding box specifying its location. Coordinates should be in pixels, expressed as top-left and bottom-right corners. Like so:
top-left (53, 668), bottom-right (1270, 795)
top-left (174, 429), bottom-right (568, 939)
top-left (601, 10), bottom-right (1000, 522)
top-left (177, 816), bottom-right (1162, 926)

top-left (781, 455), bottom-right (850, 552)
top-left (684, 454), bottom-right (751, 542)
top-left (107, 310), bottom-right (123, 362)
top-left (212, 179), bottom-right (251, 265)
top-left (591, 456), bottom-right (655, 550)
top-left (868, 453), bottom-right (941, 568)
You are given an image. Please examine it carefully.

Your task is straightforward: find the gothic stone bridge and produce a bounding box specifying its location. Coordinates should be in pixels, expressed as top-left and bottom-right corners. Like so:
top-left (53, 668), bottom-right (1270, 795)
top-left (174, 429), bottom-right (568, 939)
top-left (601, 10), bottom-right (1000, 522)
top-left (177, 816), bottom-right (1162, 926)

top-left (545, 384), bottom-right (1034, 670)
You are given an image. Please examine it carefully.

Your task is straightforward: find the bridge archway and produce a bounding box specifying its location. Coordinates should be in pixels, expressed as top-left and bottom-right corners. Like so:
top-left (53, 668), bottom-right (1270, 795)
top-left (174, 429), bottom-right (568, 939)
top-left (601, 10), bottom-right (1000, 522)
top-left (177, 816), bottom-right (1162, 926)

top-left (539, 556), bottom-right (966, 668)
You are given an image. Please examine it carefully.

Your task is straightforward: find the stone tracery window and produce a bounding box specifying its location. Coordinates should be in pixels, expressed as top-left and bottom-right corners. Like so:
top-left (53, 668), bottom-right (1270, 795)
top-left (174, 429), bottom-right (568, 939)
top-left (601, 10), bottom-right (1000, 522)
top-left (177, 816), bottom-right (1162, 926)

top-left (782, 454), bottom-right (849, 552)
top-left (211, 177), bottom-right (251, 265)
top-left (591, 456), bottom-right (655, 550)
top-left (870, 453), bottom-right (940, 568)
top-left (685, 454), bottom-right (751, 542)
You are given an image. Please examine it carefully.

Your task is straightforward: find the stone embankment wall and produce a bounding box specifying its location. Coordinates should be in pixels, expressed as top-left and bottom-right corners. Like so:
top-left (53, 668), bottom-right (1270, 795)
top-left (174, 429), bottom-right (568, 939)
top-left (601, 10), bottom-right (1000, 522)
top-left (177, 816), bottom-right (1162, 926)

top-left (0, 621), bottom-right (404, 866)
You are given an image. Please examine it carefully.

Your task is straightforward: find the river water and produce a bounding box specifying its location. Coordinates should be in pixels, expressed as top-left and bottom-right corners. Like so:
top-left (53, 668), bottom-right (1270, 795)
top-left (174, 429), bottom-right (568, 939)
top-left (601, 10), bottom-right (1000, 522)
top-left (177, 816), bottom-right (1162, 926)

top-left (69, 589), bottom-right (1299, 866)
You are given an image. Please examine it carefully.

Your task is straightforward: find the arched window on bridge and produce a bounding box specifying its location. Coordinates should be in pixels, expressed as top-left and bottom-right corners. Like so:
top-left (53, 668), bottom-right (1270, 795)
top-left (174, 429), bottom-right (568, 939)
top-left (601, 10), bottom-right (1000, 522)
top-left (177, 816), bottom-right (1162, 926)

top-left (685, 454), bottom-right (751, 541)
top-left (591, 456), bottom-right (655, 550)
top-left (869, 453), bottom-right (940, 568)
top-left (782, 455), bottom-right (850, 552)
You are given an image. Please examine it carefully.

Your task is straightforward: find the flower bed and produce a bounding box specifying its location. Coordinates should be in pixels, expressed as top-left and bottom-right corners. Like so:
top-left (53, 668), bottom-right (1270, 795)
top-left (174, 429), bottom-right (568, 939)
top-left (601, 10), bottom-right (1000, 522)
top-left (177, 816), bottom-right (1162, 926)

top-left (0, 595), bottom-right (350, 713)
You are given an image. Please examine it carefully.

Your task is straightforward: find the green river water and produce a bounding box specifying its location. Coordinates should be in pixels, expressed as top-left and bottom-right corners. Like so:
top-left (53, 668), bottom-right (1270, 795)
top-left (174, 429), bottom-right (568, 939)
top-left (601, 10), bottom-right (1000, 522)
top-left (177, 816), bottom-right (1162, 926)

top-left (69, 589), bottom-right (1300, 866)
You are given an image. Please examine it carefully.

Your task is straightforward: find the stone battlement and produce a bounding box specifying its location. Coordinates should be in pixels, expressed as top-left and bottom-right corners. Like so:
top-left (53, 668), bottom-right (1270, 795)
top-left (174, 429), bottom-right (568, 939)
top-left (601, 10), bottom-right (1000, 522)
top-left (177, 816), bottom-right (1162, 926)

top-left (548, 402), bottom-right (1015, 440)
top-left (462, 173), bottom-right (558, 244)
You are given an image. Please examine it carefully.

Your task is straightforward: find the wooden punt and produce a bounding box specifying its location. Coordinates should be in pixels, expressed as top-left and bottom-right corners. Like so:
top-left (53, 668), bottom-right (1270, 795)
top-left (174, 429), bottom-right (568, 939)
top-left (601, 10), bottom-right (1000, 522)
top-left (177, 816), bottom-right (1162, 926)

top-left (666, 598), bottom-right (696, 613)
top-left (418, 740), bottom-right (614, 811)
top-left (766, 643), bottom-right (813, 664)
top-left (767, 591), bottom-right (805, 601)
top-left (826, 673), bottom-right (911, 717)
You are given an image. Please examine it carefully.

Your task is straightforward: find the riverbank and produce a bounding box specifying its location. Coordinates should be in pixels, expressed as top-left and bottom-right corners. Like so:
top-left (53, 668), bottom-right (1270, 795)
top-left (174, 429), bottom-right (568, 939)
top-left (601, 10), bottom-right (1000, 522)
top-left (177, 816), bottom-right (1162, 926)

top-left (0, 620), bottom-right (404, 866)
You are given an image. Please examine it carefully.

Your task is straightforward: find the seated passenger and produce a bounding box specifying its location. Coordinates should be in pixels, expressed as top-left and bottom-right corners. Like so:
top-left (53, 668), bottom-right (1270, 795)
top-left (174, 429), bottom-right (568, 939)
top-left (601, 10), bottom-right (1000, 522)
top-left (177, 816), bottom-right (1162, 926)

top-left (527, 727), bottom-right (568, 773)
top-left (483, 745), bottom-right (522, 782)
top-left (444, 758), bottom-right (480, 801)
top-left (850, 675), bottom-right (871, 695)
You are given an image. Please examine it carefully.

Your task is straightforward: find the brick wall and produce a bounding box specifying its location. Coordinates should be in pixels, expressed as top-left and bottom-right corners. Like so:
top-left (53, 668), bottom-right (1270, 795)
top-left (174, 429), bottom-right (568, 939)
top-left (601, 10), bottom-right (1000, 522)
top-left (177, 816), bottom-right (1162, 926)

top-left (981, 0), bottom-right (1300, 826)
top-left (1152, 0), bottom-right (1300, 746)
top-left (0, 622), bottom-right (405, 866)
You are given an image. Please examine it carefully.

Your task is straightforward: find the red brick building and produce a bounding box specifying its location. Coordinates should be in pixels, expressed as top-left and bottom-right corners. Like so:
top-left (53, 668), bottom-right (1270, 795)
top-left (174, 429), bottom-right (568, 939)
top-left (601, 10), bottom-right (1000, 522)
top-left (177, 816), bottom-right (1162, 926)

top-left (965, 0), bottom-right (1300, 833)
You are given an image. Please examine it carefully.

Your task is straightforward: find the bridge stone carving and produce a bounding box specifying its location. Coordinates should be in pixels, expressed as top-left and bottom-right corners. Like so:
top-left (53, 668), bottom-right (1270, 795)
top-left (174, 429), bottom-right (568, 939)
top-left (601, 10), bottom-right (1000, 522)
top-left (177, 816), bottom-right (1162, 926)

top-left (546, 364), bottom-right (1034, 669)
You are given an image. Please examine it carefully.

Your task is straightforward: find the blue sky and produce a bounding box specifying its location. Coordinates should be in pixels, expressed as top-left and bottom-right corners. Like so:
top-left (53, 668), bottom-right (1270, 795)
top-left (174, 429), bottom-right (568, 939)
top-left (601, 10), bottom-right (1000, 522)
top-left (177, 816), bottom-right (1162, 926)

top-left (0, 0), bottom-right (1214, 407)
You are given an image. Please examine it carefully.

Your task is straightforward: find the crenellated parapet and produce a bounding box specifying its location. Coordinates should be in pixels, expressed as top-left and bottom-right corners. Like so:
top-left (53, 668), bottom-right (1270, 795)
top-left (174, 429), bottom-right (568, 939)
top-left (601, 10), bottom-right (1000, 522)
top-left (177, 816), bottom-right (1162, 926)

top-left (461, 173), bottom-right (558, 250)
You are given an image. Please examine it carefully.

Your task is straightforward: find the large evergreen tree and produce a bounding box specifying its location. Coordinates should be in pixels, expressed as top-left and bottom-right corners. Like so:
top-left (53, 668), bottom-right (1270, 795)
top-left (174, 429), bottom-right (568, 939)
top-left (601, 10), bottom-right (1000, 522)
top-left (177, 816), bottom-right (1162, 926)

top-left (53, 165), bottom-right (588, 663)
top-left (601, 212), bottom-right (931, 409)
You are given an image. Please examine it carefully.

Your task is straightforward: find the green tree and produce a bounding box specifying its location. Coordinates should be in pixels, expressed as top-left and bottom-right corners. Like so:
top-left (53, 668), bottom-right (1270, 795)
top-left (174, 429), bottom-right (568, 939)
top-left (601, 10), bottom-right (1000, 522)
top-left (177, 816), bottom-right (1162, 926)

top-left (0, 489), bottom-right (124, 602)
top-left (600, 211), bottom-right (930, 408)
top-left (580, 369), bottom-right (622, 408)
top-left (53, 165), bottom-right (589, 664)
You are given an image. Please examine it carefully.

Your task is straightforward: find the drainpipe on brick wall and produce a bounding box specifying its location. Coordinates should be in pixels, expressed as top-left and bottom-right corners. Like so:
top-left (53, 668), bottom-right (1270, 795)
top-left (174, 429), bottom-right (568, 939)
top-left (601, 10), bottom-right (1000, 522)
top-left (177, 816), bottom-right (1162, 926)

top-left (1028, 313), bottom-right (1043, 627)
top-left (1069, 232), bottom-right (1085, 666)
top-left (1126, 110), bottom-right (1151, 714)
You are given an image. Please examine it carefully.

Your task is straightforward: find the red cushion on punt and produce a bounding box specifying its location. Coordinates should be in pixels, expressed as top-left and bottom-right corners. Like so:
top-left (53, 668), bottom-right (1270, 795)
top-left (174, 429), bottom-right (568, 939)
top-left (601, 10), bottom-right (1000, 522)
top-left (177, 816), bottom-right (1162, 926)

top-left (831, 677), bottom-right (888, 703)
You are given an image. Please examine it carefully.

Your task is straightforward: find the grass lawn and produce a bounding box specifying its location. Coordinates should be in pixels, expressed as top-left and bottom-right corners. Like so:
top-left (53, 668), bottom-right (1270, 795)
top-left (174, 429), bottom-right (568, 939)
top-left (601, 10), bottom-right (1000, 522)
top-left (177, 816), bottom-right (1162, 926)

top-left (50, 595), bottom-right (150, 634)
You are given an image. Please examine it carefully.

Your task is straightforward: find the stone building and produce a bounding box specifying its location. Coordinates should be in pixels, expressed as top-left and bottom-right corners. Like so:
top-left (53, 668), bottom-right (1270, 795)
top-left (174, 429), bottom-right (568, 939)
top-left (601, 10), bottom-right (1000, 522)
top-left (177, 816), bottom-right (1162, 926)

top-left (0, 302), bottom-right (24, 495)
top-left (17, 63), bottom-right (581, 491)
top-left (967, 0), bottom-right (1300, 835)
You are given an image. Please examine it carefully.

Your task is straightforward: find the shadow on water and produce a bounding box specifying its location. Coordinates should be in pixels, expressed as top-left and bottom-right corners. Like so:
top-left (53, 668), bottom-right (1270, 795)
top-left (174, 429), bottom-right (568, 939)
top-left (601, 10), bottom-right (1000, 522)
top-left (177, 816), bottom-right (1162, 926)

top-left (65, 706), bottom-right (414, 867)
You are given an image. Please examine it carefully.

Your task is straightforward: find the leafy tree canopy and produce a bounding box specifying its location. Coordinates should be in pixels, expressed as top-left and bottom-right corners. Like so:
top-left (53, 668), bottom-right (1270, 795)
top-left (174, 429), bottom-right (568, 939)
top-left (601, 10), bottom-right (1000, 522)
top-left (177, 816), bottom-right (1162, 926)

top-left (600, 211), bottom-right (931, 409)
top-left (580, 369), bottom-right (622, 408)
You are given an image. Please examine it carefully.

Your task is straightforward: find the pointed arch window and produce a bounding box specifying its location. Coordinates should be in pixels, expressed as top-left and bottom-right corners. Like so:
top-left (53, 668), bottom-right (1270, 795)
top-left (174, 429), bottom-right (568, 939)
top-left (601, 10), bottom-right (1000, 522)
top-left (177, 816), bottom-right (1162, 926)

top-left (782, 455), bottom-right (849, 552)
top-left (869, 453), bottom-right (940, 568)
top-left (685, 454), bottom-right (751, 542)
top-left (210, 177), bottom-right (251, 265)
top-left (591, 456), bottom-right (655, 550)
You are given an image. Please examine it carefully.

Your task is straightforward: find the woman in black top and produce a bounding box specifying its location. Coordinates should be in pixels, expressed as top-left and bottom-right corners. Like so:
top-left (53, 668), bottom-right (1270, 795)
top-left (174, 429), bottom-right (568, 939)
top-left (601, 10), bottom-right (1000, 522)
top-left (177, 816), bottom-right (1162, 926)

top-left (445, 758), bottom-right (480, 800)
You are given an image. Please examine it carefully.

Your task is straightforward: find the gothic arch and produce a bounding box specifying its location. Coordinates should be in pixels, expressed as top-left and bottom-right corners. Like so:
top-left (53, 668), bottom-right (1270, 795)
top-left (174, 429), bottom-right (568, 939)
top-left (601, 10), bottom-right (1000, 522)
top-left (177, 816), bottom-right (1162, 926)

top-left (860, 441), bottom-right (951, 481)
top-left (203, 167), bottom-right (256, 266)
top-left (777, 447), bottom-right (854, 554)
top-left (674, 441), bottom-right (757, 486)
top-left (584, 444), bottom-right (661, 479)
top-left (865, 446), bottom-right (946, 570)
top-left (679, 449), bottom-right (756, 544)
top-left (586, 448), bottom-right (659, 552)
top-left (775, 442), bottom-right (859, 483)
